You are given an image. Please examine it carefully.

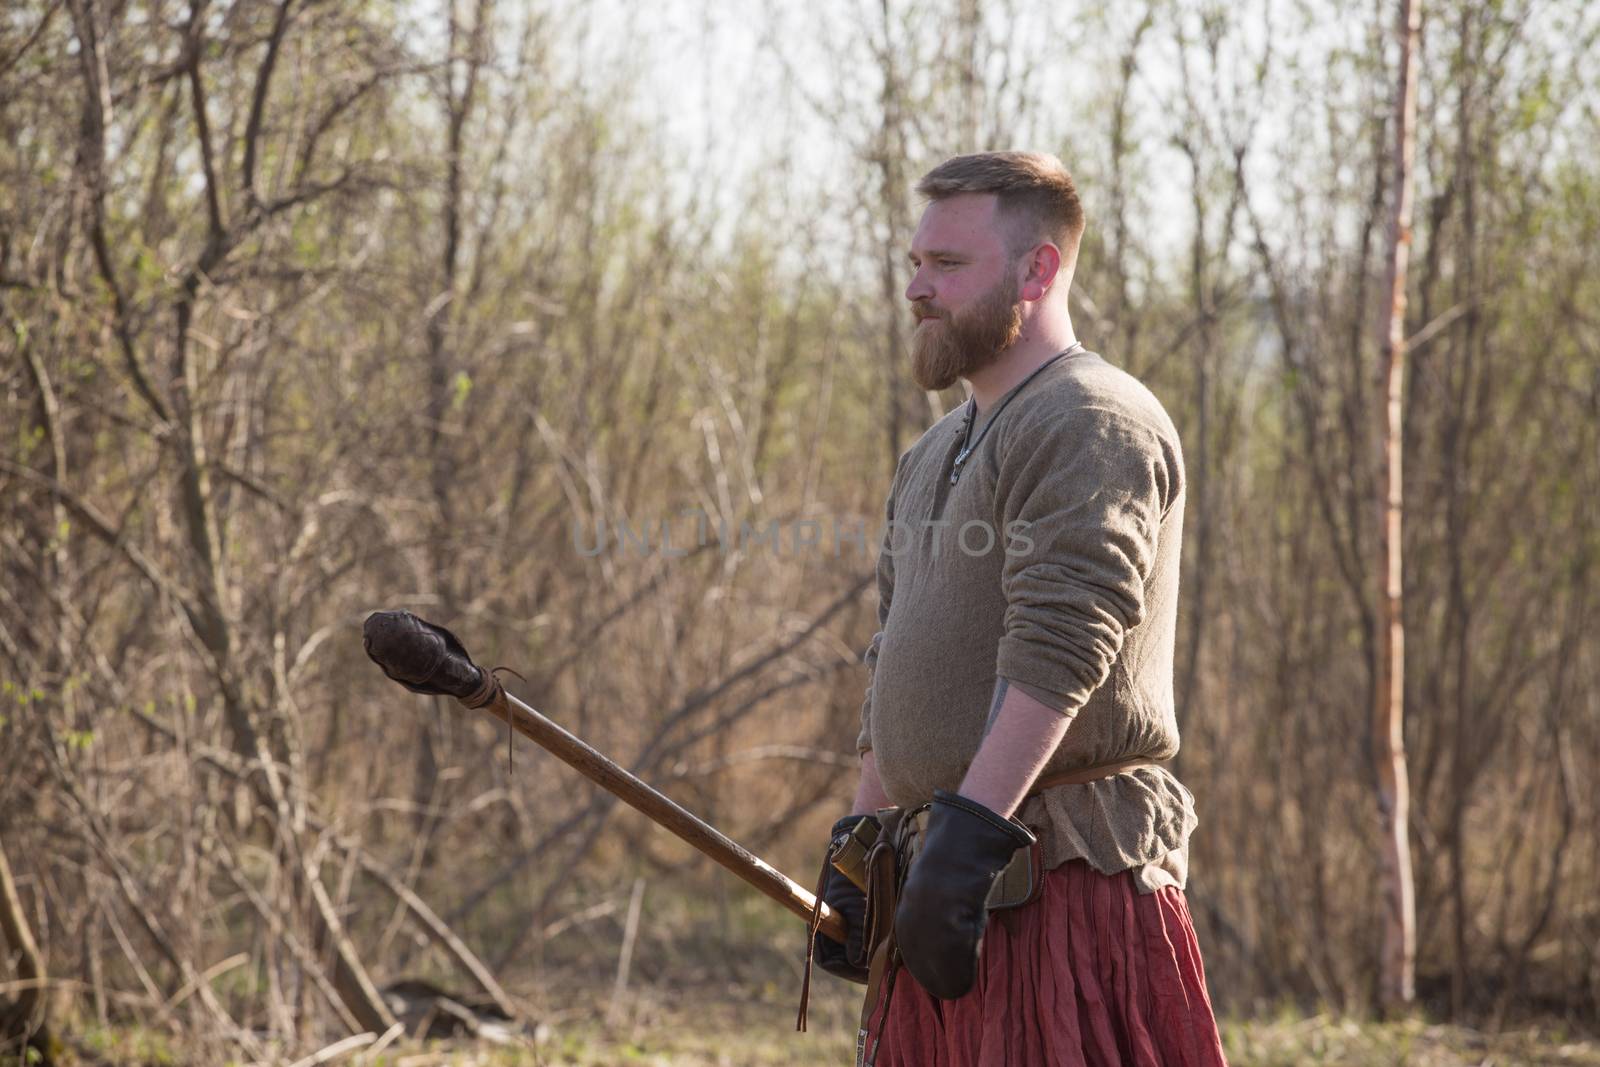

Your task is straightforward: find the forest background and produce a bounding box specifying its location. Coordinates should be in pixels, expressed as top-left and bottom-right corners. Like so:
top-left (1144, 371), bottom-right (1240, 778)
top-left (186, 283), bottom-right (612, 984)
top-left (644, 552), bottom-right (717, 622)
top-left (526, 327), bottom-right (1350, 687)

top-left (2, 0), bottom-right (1598, 1063)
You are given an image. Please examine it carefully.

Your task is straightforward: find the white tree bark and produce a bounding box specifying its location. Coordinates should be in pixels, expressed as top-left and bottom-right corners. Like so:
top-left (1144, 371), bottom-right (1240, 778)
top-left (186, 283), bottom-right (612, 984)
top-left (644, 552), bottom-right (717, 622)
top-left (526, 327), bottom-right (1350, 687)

top-left (1375, 0), bottom-right (1422, 1012)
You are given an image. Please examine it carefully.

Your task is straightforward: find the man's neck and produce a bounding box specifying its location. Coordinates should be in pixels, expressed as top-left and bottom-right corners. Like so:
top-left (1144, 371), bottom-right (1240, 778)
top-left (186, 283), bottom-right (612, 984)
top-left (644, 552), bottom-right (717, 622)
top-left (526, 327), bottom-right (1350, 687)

top-left (966, 328), bottom-right (1079, 415)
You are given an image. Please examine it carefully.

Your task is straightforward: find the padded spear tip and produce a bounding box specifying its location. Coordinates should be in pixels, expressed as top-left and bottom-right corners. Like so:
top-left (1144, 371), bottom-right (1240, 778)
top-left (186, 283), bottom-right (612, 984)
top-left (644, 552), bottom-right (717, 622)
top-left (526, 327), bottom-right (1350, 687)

top-left (363, 610), bottom-right (493, 704)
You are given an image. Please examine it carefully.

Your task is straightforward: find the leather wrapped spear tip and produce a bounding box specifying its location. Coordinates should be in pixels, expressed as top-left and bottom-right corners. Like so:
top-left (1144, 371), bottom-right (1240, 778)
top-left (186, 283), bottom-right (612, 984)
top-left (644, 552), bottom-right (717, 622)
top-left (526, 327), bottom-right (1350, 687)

top-left (363, 610), bottom-right (499, 707)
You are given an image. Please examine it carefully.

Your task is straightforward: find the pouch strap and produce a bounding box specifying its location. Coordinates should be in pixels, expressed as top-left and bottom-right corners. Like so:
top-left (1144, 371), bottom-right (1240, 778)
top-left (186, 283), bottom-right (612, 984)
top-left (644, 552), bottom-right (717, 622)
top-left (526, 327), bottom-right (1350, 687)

top-left (855, 841), bottom-right (903, 1067)
top-left (796, 839), bottom-right (842, 1032)
top-left (857, 933), bottom-right (900, 1067)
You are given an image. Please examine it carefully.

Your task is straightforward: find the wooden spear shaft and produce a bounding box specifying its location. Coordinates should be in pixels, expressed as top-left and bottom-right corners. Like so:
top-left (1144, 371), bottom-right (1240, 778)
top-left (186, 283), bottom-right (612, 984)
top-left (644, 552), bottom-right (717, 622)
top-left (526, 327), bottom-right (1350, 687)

top-left (468, 685), bottom-right (845, 944)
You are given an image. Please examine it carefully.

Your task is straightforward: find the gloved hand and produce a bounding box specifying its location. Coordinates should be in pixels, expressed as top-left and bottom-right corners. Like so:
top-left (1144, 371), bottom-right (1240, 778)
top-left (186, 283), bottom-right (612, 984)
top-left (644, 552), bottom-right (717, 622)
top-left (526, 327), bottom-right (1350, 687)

top-left (893, 789), bottom-right (1034, 1000)
top-left (813, 814), bottom-right (877, 984)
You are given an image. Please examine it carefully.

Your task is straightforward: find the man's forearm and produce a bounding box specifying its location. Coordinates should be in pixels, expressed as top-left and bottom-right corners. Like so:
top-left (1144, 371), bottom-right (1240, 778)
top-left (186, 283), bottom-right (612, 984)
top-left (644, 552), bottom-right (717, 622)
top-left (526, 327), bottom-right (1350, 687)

top-left (851, 750), bottom-right (893, 815)
top-left (955, 679), bottom-right (1072, 817)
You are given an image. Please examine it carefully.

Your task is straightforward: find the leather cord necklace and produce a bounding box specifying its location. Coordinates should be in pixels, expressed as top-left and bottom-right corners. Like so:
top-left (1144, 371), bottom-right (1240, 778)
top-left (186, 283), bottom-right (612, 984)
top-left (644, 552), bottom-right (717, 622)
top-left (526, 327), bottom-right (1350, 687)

top-left (949, 342), bottom-right (1084, 486)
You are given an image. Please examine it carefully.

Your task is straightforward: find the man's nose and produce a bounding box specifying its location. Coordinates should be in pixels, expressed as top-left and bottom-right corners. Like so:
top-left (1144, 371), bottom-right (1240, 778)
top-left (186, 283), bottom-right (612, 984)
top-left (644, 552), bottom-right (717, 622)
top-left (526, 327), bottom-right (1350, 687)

top-left (905, 268), bottom-right (934, 303)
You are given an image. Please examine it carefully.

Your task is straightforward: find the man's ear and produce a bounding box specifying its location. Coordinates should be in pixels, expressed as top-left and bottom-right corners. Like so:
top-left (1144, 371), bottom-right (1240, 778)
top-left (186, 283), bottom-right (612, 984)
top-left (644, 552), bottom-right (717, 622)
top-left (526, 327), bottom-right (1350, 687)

top-left (1018, 243), bottom-right (1062, 302)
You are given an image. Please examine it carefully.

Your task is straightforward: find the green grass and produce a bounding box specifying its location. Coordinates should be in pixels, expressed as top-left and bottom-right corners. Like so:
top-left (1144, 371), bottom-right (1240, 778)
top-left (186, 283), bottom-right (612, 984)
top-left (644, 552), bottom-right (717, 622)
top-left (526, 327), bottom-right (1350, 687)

top-left (58, 1020), bottom-right (181, 1066)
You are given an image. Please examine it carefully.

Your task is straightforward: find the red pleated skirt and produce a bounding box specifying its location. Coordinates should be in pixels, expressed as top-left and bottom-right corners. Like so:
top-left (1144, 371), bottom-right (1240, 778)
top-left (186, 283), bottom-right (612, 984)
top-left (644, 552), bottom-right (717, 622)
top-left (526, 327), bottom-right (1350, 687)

top-left (862, 860), bottom-right (1229, 1067)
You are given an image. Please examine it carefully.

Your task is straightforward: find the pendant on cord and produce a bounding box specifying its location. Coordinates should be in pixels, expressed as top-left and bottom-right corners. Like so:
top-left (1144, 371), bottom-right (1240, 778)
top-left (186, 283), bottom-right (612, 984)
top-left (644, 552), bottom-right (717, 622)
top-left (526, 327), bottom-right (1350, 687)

top-left (946, 343), bottom-right (1084, 489)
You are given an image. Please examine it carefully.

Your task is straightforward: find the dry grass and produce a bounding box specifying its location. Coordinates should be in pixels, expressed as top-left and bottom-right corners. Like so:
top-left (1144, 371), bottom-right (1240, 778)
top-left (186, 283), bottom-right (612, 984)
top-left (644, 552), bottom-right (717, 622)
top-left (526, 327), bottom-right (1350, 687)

top-left (59, 983), bottom-right (1600, 1067)
top-left (49, 891), bottom-right (1600, 1067)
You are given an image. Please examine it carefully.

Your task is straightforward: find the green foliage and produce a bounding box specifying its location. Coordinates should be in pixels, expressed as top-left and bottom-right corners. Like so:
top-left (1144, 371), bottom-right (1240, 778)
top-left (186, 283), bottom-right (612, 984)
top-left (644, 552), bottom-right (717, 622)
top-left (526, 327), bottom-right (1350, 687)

top-left (1515, 71), bottom-right (1554, 133)
top-left (77, 1020), bottom-right (182, 1066)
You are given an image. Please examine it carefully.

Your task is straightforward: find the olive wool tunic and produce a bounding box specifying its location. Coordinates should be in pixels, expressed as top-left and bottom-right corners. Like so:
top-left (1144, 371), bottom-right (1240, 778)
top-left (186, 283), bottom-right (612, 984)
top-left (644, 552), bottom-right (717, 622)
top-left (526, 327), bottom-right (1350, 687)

top-left (857, 348), bottom-right (1196, 892)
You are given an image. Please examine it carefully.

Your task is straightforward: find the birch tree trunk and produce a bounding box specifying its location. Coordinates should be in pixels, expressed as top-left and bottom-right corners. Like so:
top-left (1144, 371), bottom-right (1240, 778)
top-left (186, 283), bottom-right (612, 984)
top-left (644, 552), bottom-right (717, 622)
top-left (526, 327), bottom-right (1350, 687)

top-left (1375, 0), bottom-right (1422, 1012)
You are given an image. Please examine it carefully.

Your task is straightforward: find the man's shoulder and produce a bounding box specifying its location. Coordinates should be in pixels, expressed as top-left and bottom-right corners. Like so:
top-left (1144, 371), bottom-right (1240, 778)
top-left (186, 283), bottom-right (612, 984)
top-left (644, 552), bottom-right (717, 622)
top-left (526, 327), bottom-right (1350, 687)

top-left (1009, 350), bottom-right (1180, 445)
top-left (997, 352), bottom-right (1187, 511)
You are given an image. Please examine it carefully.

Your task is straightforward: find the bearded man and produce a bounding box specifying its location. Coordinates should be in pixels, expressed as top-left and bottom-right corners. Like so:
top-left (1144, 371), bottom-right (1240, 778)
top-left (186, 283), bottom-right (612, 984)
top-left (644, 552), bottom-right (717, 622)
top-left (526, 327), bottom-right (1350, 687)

top-left (811, 152), bottom-right (1229, 1066)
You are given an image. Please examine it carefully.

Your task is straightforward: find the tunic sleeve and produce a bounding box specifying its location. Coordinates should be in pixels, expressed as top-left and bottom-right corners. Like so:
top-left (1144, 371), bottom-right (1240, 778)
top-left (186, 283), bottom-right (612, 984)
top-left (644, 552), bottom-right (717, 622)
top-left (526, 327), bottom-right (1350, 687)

top-left (992, 406), bottom-right (1180, 717)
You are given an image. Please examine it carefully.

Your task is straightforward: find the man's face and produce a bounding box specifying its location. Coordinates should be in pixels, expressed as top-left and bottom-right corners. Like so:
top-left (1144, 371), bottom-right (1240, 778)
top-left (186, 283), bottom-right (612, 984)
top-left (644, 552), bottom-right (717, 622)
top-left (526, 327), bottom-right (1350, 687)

top-left (905, 194), bottom-right (1023, 392)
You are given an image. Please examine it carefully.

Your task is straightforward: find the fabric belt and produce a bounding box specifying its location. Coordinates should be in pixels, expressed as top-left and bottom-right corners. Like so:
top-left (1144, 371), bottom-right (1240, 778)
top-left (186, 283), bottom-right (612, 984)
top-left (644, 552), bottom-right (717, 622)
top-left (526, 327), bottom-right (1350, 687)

top-left (811, 757), bottom-right (1166, 1065)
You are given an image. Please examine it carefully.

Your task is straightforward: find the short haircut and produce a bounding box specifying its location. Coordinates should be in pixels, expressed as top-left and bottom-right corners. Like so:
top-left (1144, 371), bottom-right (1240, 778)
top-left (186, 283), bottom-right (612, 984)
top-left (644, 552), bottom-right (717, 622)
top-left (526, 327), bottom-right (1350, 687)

top-left (916, 151), bottom-right (1086, 267)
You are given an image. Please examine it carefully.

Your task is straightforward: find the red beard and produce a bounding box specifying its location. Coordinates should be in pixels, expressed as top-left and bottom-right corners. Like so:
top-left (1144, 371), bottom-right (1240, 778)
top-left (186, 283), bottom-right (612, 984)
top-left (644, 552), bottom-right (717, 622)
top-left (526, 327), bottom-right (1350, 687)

top-left (910, 275), bottom-right (1023, 391)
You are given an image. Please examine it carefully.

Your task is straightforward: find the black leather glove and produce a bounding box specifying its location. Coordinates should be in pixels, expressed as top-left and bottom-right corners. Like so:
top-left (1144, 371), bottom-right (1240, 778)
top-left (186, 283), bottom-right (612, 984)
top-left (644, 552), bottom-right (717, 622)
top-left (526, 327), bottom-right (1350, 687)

top-left (813, 815), bottom-right (877, 984)
top-left (893, 789), bottom-right (1034, 1000)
